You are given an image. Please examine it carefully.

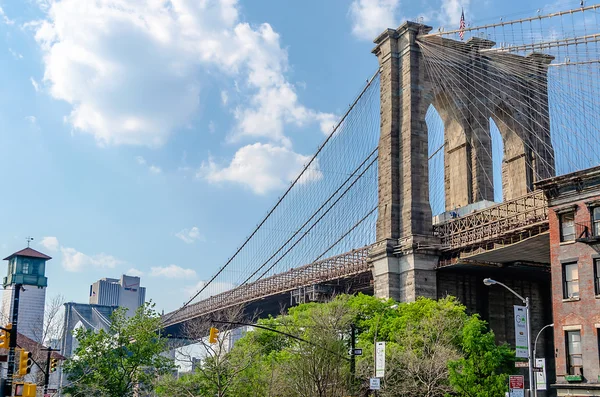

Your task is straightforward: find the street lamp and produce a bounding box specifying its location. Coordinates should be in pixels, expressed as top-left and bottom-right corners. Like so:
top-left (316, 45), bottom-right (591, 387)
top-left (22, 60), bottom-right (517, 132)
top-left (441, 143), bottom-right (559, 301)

top-left (483, 278), bottom-right (533, 395)
top-left (532, 323), bottom-right (553, 397)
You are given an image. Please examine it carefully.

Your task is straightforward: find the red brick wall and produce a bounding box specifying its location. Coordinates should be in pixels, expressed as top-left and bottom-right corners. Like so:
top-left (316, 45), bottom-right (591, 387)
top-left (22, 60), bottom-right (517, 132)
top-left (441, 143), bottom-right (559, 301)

top-left (549, 198), bottom-right (600, 383)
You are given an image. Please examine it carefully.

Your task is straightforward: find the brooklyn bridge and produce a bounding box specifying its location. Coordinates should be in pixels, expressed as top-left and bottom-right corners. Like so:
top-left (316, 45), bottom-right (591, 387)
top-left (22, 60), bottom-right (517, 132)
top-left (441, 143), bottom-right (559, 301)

top-left (161, 5), bottom-right (600, 371)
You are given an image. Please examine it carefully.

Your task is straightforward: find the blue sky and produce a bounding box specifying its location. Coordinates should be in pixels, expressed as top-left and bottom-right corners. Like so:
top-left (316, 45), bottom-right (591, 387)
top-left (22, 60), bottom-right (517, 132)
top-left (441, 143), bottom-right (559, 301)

top-left (0, 0), bottom-right (580, 313)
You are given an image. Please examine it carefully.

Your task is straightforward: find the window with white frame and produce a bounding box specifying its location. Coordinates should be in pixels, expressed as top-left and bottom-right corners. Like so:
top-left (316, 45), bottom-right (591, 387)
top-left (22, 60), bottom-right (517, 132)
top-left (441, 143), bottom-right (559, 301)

top-left (561, 212), bottom-right (575, 242)
top-left (563, 262), bottom-right (579, 299)
top-left (566, 330), bottom-right (583, 375)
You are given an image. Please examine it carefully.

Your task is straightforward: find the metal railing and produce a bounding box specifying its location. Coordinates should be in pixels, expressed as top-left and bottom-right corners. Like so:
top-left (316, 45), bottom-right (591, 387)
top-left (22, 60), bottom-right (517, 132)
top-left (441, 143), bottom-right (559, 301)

top-left (162, 246), bottom-right (372, 328)
top-left (434, 190), bottom-right (549, 251)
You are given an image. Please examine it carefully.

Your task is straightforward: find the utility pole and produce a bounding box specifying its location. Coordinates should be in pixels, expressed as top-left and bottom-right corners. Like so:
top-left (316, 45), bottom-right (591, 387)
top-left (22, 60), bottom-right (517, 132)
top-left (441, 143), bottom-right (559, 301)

top-left (41, 347), bottom-right (60, 395)
top-left (5, 284), bottom-right (22, 397)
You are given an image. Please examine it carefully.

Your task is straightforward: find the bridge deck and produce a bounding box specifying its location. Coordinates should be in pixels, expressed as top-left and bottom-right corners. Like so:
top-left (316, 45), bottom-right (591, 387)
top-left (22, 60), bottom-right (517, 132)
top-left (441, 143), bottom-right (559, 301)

top-left (163, 192), bottom-right (550, 329)
top-left (433, 190), bottom-right (549, 252)
top-left (162, 247), bottom-right (371, 328)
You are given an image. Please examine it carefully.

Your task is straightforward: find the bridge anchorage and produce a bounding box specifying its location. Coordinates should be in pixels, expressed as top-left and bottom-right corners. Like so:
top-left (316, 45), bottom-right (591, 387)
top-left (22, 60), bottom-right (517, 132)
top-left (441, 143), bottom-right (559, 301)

top-left (163, 4), bottom-right (600, 384)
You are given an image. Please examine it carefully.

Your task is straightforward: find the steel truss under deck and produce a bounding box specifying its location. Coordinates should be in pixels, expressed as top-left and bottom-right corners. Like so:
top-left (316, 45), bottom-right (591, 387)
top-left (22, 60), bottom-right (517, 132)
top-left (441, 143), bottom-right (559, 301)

top-left (162, 247), bottom-right (371, 328)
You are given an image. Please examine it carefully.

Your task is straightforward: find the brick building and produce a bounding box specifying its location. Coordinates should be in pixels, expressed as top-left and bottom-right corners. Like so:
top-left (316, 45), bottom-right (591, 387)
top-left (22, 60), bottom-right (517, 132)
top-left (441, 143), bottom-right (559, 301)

top-left (538, 165), bottom-right (600, 395)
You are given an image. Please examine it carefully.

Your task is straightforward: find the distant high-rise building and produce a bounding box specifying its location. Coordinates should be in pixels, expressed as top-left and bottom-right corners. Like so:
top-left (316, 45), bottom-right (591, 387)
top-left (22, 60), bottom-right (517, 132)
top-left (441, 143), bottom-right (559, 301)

top-left (0, 247), bottom-right (51, 343)
top-left (89, 274), bottom-right (146, 316)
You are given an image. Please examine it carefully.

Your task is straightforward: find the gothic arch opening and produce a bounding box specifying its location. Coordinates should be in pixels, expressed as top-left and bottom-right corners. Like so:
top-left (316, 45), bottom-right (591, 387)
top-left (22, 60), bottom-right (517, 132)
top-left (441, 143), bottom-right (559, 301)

top-left (490, 117), bottom-right (504, 202)
top-left (426, 104), bottom-right (445, 216)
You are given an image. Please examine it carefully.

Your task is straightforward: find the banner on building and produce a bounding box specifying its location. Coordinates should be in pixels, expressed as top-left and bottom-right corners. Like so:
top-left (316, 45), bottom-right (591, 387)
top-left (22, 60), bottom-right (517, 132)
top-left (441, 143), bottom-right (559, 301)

top-left (514, 305), bottom-right (528, 358)
top-left (535, 358), bottom-right (547, 390)
top-left (375, 342), bottom-right (386, 377)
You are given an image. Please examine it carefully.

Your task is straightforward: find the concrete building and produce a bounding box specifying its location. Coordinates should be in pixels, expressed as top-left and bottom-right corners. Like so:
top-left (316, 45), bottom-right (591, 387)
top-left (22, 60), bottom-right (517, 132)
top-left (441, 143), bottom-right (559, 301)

top-left (0, 247), bottom-right (51, 343)
top-left (538, 166), bottom-right (600, 395)
top-left (89, 274), bottom-right (146, 316)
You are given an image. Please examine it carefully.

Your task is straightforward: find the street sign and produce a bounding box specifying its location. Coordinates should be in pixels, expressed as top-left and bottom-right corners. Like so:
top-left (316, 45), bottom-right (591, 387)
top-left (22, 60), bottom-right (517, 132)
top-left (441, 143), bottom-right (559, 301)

top-left (509, 375), bottom-right (524, 397)
top-left (353, 348), bottom-right (363, 356)
top-left (514, 306), bottom-right (528, 358)
top-left (369, 378), bottom-right (381, 390)
top-left (375, 342), bottom-right (386, 377)
top-left (515, 361), bottom-right (528, 368)
top-left (535, 358), bottom-right (547, 390)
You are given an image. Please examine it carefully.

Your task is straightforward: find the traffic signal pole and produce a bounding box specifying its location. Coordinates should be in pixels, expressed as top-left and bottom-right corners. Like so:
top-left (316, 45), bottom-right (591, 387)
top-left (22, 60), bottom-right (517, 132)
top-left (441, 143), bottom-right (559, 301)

top-left (41, 348), bottom-right (60, 395)
top-left (43, 350), bottom-right (51, 395)
top-left (5, 284), bottom-right (22, 397)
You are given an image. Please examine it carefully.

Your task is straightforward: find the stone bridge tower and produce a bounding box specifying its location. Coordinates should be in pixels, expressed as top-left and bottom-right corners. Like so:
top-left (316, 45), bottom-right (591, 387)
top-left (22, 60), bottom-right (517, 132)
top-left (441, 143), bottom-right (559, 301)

top-left (368, 22), bottom-right (555, 302)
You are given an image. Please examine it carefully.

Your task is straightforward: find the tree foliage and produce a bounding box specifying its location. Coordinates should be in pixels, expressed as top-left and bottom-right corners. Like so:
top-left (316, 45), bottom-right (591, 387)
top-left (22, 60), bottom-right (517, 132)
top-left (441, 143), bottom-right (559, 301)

top-left (156, 295), bottom-right (515, 397)
top-left (62, 303), bottom-right (175, 397)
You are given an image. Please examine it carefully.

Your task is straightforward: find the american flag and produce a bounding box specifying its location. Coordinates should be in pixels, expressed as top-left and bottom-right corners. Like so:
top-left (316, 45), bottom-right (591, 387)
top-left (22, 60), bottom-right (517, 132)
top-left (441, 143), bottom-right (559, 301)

top-left (459, 9), bottom-right (466, 40)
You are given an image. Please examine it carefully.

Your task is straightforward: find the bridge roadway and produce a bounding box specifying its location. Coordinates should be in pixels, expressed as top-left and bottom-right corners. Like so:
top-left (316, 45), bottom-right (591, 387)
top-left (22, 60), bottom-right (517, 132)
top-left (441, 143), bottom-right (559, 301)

top-left (162, 190), bottom-right (550, 337)
top-left (162, 247), bottom-right (373, 336)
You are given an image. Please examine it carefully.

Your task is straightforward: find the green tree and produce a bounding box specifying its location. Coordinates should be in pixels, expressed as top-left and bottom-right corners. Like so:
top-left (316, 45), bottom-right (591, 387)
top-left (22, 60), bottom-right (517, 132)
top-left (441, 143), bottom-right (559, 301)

top-left (448, 316), bottom-right (515, 397)
top-left (62, 303), bottom-right (175, 397)
top-left (156, 294), bottom-right (515, 397)
top-left (348, 295), bottom-right (514, 397)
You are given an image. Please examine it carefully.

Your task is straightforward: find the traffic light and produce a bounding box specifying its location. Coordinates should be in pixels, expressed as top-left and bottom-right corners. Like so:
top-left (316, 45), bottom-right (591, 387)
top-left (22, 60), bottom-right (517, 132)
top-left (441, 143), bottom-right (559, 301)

top-left (209, 327), bottom-right (219, 344)
top-left (50, 358), bottom-right (58, 372)
top-left (23, 383), bottom-right (36, 397)
top-left (14, 382), bottom-right (36, 397)
top-left (17, 349), bottom-right (32, 376)
top-left (0, 324), bottom-right (12, 349)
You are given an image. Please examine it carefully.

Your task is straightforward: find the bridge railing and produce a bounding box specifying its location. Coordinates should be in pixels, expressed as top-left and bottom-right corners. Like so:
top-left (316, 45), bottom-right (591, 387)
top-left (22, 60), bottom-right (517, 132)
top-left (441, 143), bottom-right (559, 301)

top-left (162, 246), bottom-right (371, 328)
top-left (433, 190), bottom-right (549, 251)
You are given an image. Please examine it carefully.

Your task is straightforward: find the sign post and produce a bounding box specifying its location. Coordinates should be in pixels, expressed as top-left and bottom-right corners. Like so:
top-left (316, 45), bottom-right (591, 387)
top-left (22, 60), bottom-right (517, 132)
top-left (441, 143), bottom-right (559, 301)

top-left (370, 378), bottom-right (381, 390)
top-left (509, 375), bottom-right (525, 397)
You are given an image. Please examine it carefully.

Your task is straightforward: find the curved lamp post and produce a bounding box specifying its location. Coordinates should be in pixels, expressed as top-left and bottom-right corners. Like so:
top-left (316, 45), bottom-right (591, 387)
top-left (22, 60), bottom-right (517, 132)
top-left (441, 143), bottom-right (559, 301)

top-left (483, 278), bottom-right (534, 394)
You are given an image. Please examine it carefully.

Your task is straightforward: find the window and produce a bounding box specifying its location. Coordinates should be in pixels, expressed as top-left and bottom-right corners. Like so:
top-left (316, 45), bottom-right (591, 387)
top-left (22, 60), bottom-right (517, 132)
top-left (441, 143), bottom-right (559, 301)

top-left (595, 259), bottom-right (600, 296)
top-left (561, 212), bottom-right (575, 242)
top-left (566, 330), bottom-right (583, 375)
top-left (563, 262), bottom-right (579, 299)
top-left (593, 207), bottom-right (600, 237)
top-left (21, 260), bottom-right (30, 275)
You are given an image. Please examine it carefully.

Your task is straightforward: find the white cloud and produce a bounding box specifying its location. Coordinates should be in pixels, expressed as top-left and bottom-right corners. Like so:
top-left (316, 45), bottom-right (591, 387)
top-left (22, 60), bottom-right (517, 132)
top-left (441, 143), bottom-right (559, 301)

top-left (220, 90), bottom-right (228, 105)
top-left (349, 0), bottom-right (401, 41)
top-left (136, 156), bottom-right (161, 174)
top-left (199, 142), bottom-right (322, 194)
top-left (440, 0), bottom-right (469, 26)
top-left (126, 268), bottom-right (144, 277)
top-left (0, 6), bottom-right (14, 25)
top-left (61, 247), bottom-right (123, 272)
top-left (208, 120), bottom-right (216, 134)
top-left (9, 48), bottom-right (23, 60)
top-left (150, 264), bottom-right (196, 279)
top-left (39, 236), bottom-right (59, 252)
top-left (25, 116), bottom-right (37, 124)
top-left (31, 0), bottom-right (331, 147)
top-left (184, 280), bottom-right (235, 299)
top-left (316, 113), bottom-right (338, 135)
top-left (175, 227), bottom-right (205, 244)
top-left (30, 77), bottom-right (40, 92)
top-left (39, 236), bottom-right (124, 272)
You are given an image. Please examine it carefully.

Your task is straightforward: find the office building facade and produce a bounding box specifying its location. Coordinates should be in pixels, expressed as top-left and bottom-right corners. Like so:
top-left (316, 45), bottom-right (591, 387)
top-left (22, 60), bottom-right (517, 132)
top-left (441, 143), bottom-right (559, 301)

top-left (89, 274), bottom-right (146, 316)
